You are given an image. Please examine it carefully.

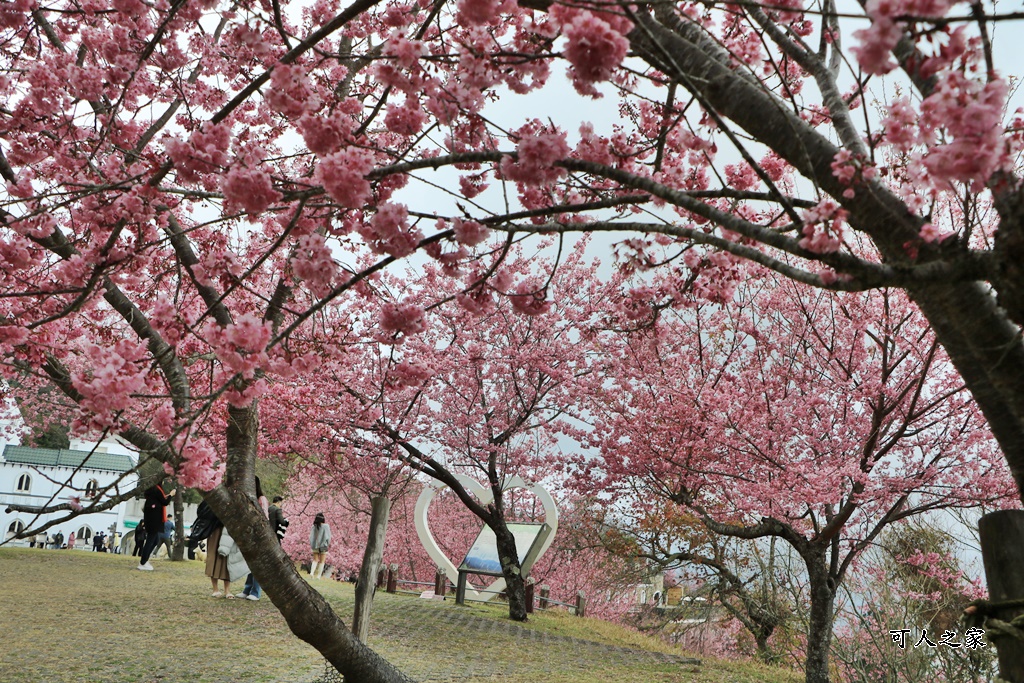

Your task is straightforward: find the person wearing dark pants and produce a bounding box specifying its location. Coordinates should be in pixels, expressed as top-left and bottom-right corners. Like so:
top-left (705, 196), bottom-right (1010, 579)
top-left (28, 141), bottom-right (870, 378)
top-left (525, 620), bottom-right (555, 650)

top-left (132, 528), bottom-right (147, 557)
top-left (237, 478), bottom-right (268, 601)
top-left (137, 482), bottom-right (176, 571)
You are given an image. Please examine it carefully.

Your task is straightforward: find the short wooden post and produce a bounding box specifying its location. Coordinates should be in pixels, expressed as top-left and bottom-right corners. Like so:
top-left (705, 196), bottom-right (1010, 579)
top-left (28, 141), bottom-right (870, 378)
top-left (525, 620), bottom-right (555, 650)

top-left (386, 563), bottom-right (398, 593)
top-left (980, 510), bottom-right (1024, 682)
top-left (456, 571), bottom-right (468, 605)
top-left (525, 578), bottom-right (535, 614)
top-left (539, 585), bottom-right (550, 610)
top-left (575, 591), bottom-right (586, 618)
top-left (434, 568), bottom-right (444, 596)
top-left (376, 567), bottom-right (386, 588)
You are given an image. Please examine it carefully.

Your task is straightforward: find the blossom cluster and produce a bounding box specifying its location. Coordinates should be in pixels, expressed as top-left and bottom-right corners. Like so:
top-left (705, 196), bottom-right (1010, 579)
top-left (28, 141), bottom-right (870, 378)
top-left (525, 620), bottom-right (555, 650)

top-left (799, 199), bottom-right (849, 253)
top-left (164, 441), bottom-right (224, 491)
top-left (551, 5), bottom-right (631, 97)
top-left (378, 301), bottom-right (428, 343)
top-left (71, 341), bottom-right (150, 433)
top-left (358, 203), bottom-right (423, 258)
top-left (292, 232), bottom-right (339, 297)
top-left (316, 148), bottom-right (375, 209)
top-left (500, 124), bottom-right (570, 186)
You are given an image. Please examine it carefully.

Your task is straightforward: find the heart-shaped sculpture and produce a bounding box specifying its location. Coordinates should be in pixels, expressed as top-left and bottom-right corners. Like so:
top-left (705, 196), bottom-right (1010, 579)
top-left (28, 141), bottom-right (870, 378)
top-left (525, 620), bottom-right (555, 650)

top-left (414, 473), bottom-right (558, 602)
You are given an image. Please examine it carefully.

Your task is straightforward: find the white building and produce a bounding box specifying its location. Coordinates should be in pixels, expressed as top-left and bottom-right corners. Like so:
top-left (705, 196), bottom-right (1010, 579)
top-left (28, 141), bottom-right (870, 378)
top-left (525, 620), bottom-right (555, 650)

top-left (0, 428), bottom-right (202, 555)
top-left (0, 441), bottom-right (140, 549)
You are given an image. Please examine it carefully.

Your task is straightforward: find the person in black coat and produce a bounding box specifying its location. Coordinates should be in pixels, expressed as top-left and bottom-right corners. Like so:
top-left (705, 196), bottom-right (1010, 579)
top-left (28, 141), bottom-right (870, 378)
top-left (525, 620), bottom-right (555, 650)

top-left (268, 496), bottom-right (289, 544)
top-left (136, 482), bottom-right (176, 571)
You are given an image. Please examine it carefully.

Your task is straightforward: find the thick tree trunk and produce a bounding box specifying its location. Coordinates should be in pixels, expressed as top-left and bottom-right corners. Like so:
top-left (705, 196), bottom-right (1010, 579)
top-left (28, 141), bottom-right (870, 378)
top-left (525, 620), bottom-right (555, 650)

top-left (493, 522), bottom-right (528, 622)
top-left (353, 495), bottom-right (392, 642)
top-left (803, 560), bottom-right (836, 683)
top-left (979, 511), bottom-right (1024, 682)
top-left (754, 634), bottom-right (775, 664)
top-left (906, 282), bottom-right (1024, 491)
top-left (212, 403), bottom-right (414, 683)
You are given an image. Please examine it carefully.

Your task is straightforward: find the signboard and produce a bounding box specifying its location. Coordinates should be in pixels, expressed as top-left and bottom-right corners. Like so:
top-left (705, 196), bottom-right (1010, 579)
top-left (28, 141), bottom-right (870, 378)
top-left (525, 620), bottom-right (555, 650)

top-left (458, 522), bottom-right (551, 578)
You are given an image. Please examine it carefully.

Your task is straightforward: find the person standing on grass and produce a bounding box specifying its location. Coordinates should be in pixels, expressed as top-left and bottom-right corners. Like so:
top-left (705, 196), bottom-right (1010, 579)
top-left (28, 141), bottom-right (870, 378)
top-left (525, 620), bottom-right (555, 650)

top-left (158, 518), bottom-right (174, 558)
top-left (269, 495), bottom-right (288, 544)
top-left (68, 531), bottom-right (75, 550)
top-left (309, 512), bottom-right (331, 580)
top-left (137, 482), bottom-right (176, 571)
top-left (205, 515), bottom-right (230, 597)
top-left (236, 477), bottom-right (268, 602)
top-left (216, 526), bottom-right (249, 599)
top-left (132, 526), bottom-right (146, 557)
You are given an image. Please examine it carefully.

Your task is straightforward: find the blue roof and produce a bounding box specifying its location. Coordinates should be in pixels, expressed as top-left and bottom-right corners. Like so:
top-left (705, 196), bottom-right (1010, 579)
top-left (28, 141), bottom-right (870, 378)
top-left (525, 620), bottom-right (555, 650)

top-left (2, 445), bottom-right (134, 473)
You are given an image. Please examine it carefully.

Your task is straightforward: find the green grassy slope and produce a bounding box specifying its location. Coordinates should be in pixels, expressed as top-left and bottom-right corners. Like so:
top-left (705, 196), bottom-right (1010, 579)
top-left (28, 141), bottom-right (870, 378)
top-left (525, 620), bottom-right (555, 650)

top-left (0, 548), bottom-right (800, 683)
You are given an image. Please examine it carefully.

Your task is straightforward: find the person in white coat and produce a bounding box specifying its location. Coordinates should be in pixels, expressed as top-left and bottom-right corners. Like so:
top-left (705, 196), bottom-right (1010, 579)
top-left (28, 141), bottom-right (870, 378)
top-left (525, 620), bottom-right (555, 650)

top-left (309, 512), bottom-right (331, 579)
top-left (216, 527), bottom-right (250, 597)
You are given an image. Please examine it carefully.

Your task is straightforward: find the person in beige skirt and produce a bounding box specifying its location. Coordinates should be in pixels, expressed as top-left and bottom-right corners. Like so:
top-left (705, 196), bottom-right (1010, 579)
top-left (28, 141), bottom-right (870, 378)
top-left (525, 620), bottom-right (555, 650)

top-left (205, 525), bottom-right (231, 597)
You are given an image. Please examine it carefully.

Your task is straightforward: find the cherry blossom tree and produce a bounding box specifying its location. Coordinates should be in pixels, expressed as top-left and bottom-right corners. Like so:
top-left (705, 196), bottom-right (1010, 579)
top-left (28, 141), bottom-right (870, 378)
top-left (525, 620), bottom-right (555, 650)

top-left (584, 274), bottom-right (1016, 683)
top-left (288, 246), bottom-right (600, 621)
top-left (829, 520), bottom-right (997, 682)
top-left (592, 497), bottom-right (798, 663)
top-left (260, 352), bottom-right (419, 641)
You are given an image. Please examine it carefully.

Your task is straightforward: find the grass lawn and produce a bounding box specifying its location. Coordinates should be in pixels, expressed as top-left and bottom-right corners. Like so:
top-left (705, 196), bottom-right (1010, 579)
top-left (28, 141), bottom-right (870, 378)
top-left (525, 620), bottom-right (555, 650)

top-left (0, 547), bottom-right (801, 683)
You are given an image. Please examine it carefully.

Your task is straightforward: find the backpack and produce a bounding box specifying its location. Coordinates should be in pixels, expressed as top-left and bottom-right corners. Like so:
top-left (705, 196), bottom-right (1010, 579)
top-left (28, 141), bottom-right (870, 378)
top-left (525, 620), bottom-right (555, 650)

top-left (187, 501), bottom-right (221, 549)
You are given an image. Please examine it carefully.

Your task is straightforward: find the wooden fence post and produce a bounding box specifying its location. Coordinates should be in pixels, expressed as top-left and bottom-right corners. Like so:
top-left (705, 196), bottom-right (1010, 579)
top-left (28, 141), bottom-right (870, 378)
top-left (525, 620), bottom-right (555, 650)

top-left (386, 563), bottom-right (398, 593)
top-left (456, 571), bottom-right (467, 605)
top-left (575, 591), bottom-right (586, 618)
top-left (434, 568), bottom-right (444, 596)
top-left (980, 510), bottom-right (1024, 682)
top-left (539, 585), bottom-right (550, 610)
top-left (525, 578), bottom-right (535, 614)
top-left (376, 567), bottom-right (386, 589)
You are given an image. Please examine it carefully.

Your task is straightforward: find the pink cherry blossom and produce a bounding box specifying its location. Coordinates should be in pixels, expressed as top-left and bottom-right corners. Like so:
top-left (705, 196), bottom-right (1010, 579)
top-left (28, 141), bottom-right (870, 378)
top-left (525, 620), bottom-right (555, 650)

top-left (509, 280), bottom-right (552, 316)
top-left (298, 112), bottom-right (352, 157)
top-left (799, 199), bottom-right (849, 253)
top-left (377, 301), bottom-right (427, 343)
top-left (357, 203), bottom-right (423, 258)
top-left (384, 99), bottom-right (428, 135)
top-left (316, 148), bottom-right (375, 209)
top-left (451, 218), bottom-right (489, 247)
top-left (221, 165), bottom-right (281, 218)
top-left (553, 6), bottom-right (631, 97)
top-left (165, 122), bottom-right (232, 184)
top-left (457, 0), bottom-right (503, 26)
top-left (292, 232), bottom-right (338, 297)
top-left (266, 64), bottom-right (322, 119)
top-left (500, 125), bottom-right (570, 186)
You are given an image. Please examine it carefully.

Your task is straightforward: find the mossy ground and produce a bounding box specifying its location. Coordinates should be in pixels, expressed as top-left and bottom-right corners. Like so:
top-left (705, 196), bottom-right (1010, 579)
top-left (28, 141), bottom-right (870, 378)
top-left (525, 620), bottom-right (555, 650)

top-left (0, 547), bottom-right (801, 683)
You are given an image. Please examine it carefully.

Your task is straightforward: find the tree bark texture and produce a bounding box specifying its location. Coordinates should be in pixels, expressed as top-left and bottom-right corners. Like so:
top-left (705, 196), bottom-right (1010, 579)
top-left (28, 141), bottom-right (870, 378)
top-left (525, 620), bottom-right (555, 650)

top-left (353, 495), bottom-right (392, 642)
top-left (803, 554), bottom-right (837, 683)
top-left (979, 511), bottom-right (1024, 682)
top-left (493, 522), bottom-right (528, 622)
